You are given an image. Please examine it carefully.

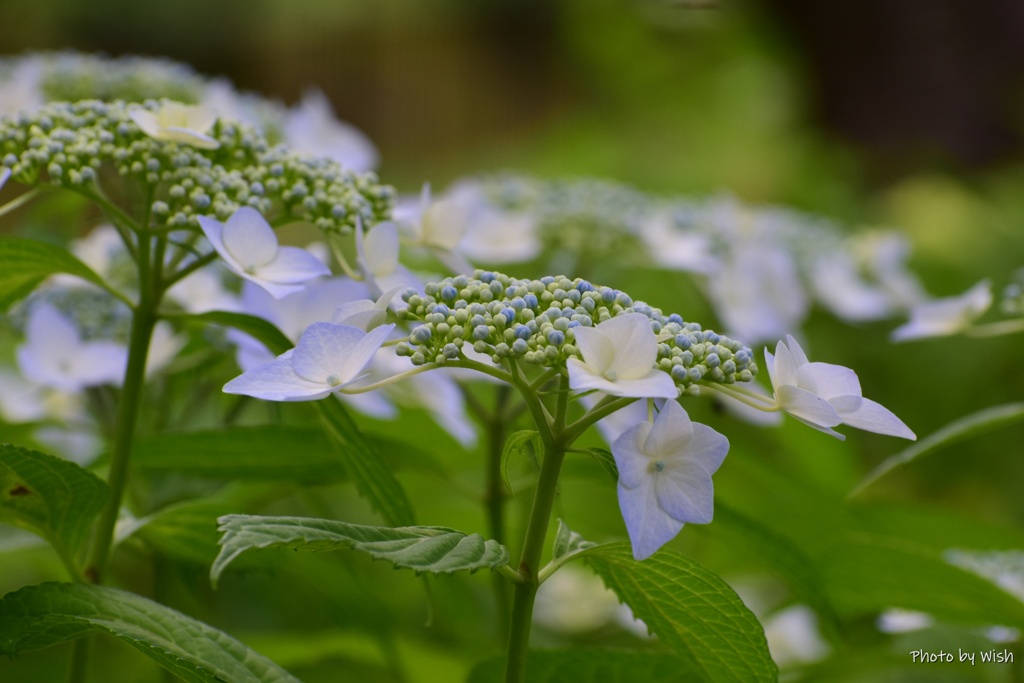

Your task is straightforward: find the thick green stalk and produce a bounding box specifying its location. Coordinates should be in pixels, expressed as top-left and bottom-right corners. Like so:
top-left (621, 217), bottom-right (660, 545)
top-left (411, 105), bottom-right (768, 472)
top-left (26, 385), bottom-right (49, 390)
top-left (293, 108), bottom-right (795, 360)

top-left (503, 374), bottom-right (569, 683)
top-left (71, 230), bottom-right (160, 683)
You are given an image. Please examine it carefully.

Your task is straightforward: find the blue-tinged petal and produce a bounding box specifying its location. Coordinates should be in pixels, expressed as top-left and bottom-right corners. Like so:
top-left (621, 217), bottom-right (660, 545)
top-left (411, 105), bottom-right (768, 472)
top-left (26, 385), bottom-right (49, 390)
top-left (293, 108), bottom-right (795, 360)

top-left (643, 401), bottom-right (692, 459)
top-left (290, 323), bottom-right (367, 384)
top-left (611, 421), bottom-right (653, 490)
top-left (257, 246), bottom-right (331, 284)
top-left (223, 357), bottom-right (333, 401)
top-left (618, 478), bottom-right (684, 561)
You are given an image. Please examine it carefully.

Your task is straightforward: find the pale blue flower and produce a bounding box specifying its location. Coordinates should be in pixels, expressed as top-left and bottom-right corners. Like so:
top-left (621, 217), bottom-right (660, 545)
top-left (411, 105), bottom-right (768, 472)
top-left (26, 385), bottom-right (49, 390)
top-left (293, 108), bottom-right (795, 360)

top-left (612, 400), bottom-right (728, 560)
top-left (224, 322), bottom-right (393, 401)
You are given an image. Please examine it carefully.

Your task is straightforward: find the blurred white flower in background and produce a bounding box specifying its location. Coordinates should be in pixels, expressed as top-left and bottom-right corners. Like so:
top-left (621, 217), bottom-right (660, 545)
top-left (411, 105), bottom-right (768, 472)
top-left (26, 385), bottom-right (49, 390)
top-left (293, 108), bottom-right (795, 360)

top-left (16, 303), bottom-right (127, 392)
top-left (284, 88), bottom-right (378, 172)
top-left (891, 280), bottom-right (992, 342)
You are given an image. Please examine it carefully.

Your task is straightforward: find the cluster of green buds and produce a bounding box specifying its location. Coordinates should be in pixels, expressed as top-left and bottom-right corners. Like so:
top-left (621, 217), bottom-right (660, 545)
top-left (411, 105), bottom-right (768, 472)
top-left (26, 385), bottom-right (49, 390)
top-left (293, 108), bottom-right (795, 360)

top-left (0, 100), bottom-right (392, 232)
top-left (397, 270), bottom-right (757, 396)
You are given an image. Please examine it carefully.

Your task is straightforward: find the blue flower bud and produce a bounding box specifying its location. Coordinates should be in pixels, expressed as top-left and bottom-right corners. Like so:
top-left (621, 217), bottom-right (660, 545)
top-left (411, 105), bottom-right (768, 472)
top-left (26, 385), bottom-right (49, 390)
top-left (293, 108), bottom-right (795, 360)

top-left (547, 330), bottom-right (565, 346)
top-left (440, 286), bottom-right (458, 301)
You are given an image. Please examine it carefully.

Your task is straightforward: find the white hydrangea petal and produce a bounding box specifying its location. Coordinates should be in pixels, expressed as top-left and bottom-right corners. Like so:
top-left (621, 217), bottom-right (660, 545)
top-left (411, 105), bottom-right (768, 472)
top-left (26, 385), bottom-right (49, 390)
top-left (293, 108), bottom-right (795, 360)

top-left (797, 362), bottom-right (862, 401)
top-left (771, 340), bottom-right (801, 387)
top-left (224, 356), bottom-right (333, 401)
top-left (570, 326), bottom-right (615, 373)
top-left (618, 478), bottom-right (684, 561)
top-left (600, 314), bottom-right (659, 378)
top-left (127, 107), bottom-right (160, 138)
top-left (255, 246), bottom-right (332, 284)
top-left (290, 323), bottom-right (368, 384)
top-left (363, 221), bottom-right (401, 277)
top-left (783, 335), bottom-right (810, 366)
top-left (221, 207), bottom-right (278, 270)
top-left (568, 360), bottom-right (676, 399)
top-left (832, 396), bottom-right (916, 439)
top-left (423, 198), bottom-right (471, 250)
top-left (346, 324), bottom-right (396, 379)
top-left (776, 385), bottom-right (843, 430)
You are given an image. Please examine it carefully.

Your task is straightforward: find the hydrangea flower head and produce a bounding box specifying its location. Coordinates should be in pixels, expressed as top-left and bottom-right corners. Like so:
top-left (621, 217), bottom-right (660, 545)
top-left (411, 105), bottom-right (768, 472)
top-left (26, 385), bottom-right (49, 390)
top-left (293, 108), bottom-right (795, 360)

top-left (128, 100), bottom-right (220, 149)
top-left (765, 335), bottom-right (915, 440)
top-left (198, 207), bottom-right (331, 299)
top-left (612, 400), bottom-right (729, 560)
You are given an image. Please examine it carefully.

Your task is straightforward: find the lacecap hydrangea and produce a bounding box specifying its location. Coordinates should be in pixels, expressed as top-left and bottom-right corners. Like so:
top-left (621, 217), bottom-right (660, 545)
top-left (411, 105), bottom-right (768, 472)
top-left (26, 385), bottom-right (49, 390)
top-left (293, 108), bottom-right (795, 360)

top-left (397, 271), bottom-right (757, 395)
top-left (0, 100), bottom-right (392, 233)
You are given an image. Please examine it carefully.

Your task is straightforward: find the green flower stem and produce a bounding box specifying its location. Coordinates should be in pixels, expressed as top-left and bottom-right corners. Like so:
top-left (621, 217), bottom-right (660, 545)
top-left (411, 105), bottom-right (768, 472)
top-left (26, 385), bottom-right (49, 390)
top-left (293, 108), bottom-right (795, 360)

top-left (160, 251), bottom-right (218, 289)
top-left (83, 234), bottom-right (158, 584)
top-left (0, 187), bottom-right (41, 217)
top-left (485, 386), bottom-right (513, 635)
top-left (504, 374), bottom-right (569, 683)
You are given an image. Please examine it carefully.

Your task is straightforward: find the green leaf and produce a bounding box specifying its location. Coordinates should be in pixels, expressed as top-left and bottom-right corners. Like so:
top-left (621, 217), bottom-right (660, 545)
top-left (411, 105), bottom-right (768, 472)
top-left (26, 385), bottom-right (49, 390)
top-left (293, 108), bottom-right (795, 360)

top-left (467, 650), bottom-right (702, 683)
top-left (0, 582), bottom-right (300, 683)
top-left (0, 444), bottom-right (108, 570)
top-left (313, 399), bottom-right (416, 526)
top-left (131, 427), bottom-right (346, 482)
top-left (851, 402), bottom-right (1024, 496)
top-left (817, 534), bottom-right (1024, 627)
top-left (182, 310), bottom-right (293, 355)
top-left (541, 520), bottom-right (599, 582)
top-left (0, 236), bottom-right (113, 310)
top-left (552, 519), bottom-right (597, 561)
top-left (211, 515), bottom-right (510, 588)
top-left (500, 430), bottom-right (541, 493)
top-left (580, 543), bottom-right (777, 683)
top-left (579, 447), bottom-right (618, 480)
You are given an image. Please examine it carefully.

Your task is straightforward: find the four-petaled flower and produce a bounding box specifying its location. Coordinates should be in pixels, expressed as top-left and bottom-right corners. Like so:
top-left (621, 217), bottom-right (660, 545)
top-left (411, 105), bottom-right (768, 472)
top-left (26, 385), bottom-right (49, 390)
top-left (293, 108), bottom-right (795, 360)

top-left (568, 313), bottom-right (677, 399)
top-left (128, 100), bottom-right (220, 150)
top-left (765, 335), bottom-right (915, 440)
top-left (612, 400), bottom-right (729, 560)
top-left (198, 207), bottom-right (331, 299)
top-left (224, 322), bottom-right (394, 401)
